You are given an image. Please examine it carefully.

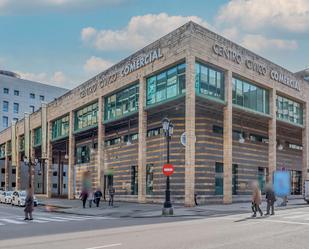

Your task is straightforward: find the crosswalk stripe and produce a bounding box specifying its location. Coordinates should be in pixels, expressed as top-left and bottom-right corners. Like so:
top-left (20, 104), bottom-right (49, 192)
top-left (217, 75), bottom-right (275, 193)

top-left (34, 217), bottom-right (68, 222)
top-left (0, 218), bottom-right (27, 224)
top-left (283, 214), bottom-right (309, 219)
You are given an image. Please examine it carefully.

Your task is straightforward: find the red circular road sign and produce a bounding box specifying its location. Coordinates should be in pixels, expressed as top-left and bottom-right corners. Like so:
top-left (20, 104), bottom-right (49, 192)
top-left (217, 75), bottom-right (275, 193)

top-left (163, 164), bottom-right (174, 177)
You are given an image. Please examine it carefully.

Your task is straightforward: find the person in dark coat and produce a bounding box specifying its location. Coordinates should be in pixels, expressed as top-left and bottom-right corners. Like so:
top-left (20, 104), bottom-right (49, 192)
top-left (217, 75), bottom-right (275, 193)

top-left (24, 188), bottom-right (34, 220)
top-left (251, 181), bottom-right (263, 218)
top-left (108, 186), bottom-right (115, 206)
top-left (94, 188), bottom-right (103, 208)
top-left (265, 183), bottom-right (276, 215)
top-left (79, 189), bottom-right (88, 208)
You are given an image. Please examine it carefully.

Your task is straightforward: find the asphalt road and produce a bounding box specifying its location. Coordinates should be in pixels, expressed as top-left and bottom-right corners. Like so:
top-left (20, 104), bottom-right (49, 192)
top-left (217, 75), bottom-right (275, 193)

top-left (2, 204), bottom-right (309, 249)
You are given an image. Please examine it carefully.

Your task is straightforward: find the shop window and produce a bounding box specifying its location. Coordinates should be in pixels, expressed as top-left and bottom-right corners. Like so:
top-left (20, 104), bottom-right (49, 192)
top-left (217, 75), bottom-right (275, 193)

top-left (131, 165), bottom-right (138, 195)
top-left (74, 102), bottom-right (98, 131)
top-left (291, 170), bottom-right (301, 195)
top-left (232, 78), bottom-right (269, 114)
top-left (258, 167), bottom-right (268, 194)
top-left (195, 63), bottom-right (224, 100)
top-left (146, 164), bottom-right (154, 195)
top-left (276, 95), bottom-right (303, 125)
top-left (52, 115), bottom-right (69, 140)
top-left (104, 83), bottom-right (139, 122)
top-left (146, 63), bottom-right (185, 106)
top-left (76, 145), bottom-right (90, 164)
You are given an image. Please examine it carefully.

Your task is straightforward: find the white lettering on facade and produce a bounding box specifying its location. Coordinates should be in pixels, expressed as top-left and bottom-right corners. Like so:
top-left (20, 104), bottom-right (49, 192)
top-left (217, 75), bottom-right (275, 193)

top-left (270, 70), bottom-right (300, 91)
top-left (213, 44), bottom-right (242, 64)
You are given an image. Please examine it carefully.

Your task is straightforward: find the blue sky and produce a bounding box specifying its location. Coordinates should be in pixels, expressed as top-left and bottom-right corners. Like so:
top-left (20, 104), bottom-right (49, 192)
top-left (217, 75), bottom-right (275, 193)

top-left (0, 0), bottom-right (308, 89)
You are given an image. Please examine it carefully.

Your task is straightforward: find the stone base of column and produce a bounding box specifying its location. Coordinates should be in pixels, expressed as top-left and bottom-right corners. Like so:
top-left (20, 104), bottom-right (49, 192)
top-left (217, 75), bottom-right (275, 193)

top-left (223, 196), bottom-right (232, 204)
top-left (162, 207), bottom-right (174, 216)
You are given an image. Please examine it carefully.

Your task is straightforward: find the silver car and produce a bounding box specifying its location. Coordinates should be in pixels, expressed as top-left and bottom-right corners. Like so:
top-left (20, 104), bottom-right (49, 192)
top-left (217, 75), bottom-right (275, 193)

top-left (11, 191), bottom-right (38, 207)
top-left (4, 191), bottom-right (13, 204)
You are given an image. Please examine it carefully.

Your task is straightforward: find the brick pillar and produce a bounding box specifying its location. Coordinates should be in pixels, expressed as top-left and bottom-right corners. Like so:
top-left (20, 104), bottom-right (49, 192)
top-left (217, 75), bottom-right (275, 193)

top-left (97, 96), bottom-right (105, 191)
top-left (30, 129), bottom-right (36, 190)
top-left (16, 136), bottom-right (21, 190)
top-left (185, 55), bottom-right (196, 207)
top-left (138, 77), bottom-right (147, 203)
top-left (68, 111), bottom-right (75, 199)
top-left (223, 70), bottom-right (233, 204)
top-left (302, 103), bottom-right (309, 189)
top-left (46, 122), bottom-right (53, 198)
top-left (4, 142), bottom-right (9, 190)
top-left (268, 89), bottom-right (277, 184)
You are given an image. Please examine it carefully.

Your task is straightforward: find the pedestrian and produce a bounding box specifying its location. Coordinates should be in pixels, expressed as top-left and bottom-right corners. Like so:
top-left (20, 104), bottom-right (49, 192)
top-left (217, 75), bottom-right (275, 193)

top-left (94, 188), bottom-right (103, 208)
top-left (251, 181), bottom-right (263, 218)
top-left (79, 188), bottom-right (88, 208)
top-left (24, 187), bottom-right (34, 221)
top-left (265, 183), bottom-right (276, 215)
top-left (108, 186), bottom-right (115, 206)
top-left (88, 190), bottom-right (94, 208)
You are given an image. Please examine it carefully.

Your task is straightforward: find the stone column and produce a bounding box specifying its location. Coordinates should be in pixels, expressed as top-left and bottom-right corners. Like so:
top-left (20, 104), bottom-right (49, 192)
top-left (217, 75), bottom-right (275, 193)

top-left (97, 97), bottom-right (105, 191)
top-left (223, 70), bottom-right (233, 204)
top-left (4, 142), bottom-right (9, 190)
top-left (24, 113), bottom-right (30, 188)
top-left (302, 103), bottom-right (309, 189)
top-left (46, 121), bottom-right (53, 198)
top-left (268, 89), bottom-right (277, 184)
top-left (16, 135), bottom-right (21, 190)
top-left (138, 77), bottom-right (147, 203)
top-left (68, 111), bottom-right (75, 199)
top-left (30, 129), bottom-right (36, 190)
top-left (185, 55), bottom-right (196, 207)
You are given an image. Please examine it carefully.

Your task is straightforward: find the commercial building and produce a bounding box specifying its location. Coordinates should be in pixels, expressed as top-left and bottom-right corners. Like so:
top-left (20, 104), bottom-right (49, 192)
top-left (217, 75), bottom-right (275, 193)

top-left (0, 22), bottom-right (308, 205)
top-left (0, 70), bottom-right (68, 132)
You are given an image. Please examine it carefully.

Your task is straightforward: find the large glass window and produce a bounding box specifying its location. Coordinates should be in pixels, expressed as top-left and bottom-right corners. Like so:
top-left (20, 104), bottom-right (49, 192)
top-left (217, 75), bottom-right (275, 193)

top-left (34, 127), bottom-right (42, 147)
top-left (291, 170), bottom-right (301, 195)
top-left (232, 78), bottom-right (269, 114)
top-left (52, 115), bottom-right (69, 140)
top-left (104, 84), bottom-right (139, 122)
top-left (215, 162), bottom-right (223, 195)
top-left (131, 166), bottom-right (138, 195)
top-left (74, 102), bottom-right (98, 131)
top-left (146, 63), bottom-right (185, 106)
top-left (195, 63), bottom-right (224, 100)
top-left (13, 103), bottom-right (19, 114)
top-left (2, 116), bottom-right (8, 128)
top-left (276, 95), bottom-right (303, 125)
top-left (2, 101), bottom-right (8, 112)
top-left (76, 145), bottom-right (90, 164)
top-left (19, 136), bottom-right (25, 152)
top-left (0, 144), bottom-right (5, 158)
top-left (146, 164), bottom-right (154, 195)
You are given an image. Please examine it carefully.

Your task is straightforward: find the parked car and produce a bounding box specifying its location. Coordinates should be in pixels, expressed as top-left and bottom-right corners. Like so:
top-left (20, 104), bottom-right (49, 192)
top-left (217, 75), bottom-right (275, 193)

top-left (0, 191), bottom-right (5, 203)
top-left (4, 191), bottom-right (13, 204)
top-left (11, 191), bottom-right (38, 207)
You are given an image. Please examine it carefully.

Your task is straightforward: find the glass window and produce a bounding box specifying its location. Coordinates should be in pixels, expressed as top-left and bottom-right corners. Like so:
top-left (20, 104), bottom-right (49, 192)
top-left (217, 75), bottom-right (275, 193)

top-left (258, 167), bottom-right (268, 194)
top-left (52, 115), bottom-right (69, 139)
top-left (75, 102), bottom-right (98, 131)
top-left (40, 95), bottom-right (45, 101)
top-left (0, 144), bottom-right (5, 158)
top-left (195, 63), bottom-right (224, 100)
top-left (2, 116), bottom-right (8, 128)
top-left (30, 93), bottom-right (35, 99)
top-left (19, 136), bottom-right (25, 151)
top-left (104, 84), bottom-right (139, 122)
top-left (215, 162), bottom-right (223, 195)
top-left (232, 77), bottom-right (269, 114)
top-left (232, 164), bottom-right (238, 195)
top-left (34, 127), bottom-right (42, 146)
top-left (2, 101), bottom-right (8, 112)
top-left (131, 166), bottom-right (138, 195)
top-left (276, 95), bottom-right (303, 125)
top-left (30, 105), bottom-right (35, 113)
top-left (3, 88), bottom-right (9, 94)
top-left (291, 170), bottom-right (301, 195)
top-left (13, 103), bottom-right (19, 114)
top-left (146, 164), bottom-right (154, 195)
top-left (76, 145), bottom-right (90, 164)
top-left (14, 90), bottom-right (19, 96)
top-left (146, 63), bottom-right (186, 106)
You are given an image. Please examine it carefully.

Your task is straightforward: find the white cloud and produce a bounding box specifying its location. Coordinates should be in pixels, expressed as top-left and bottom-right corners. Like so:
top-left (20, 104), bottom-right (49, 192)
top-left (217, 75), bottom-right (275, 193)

top-left (17, 70), bottom-right (73, 88)
top-left (81, 13), bottom-right (211, 51)
top-left (216, 0), bottom-right (309, 33)
top-left (84, 56), bottom-right (114, 74)
top-left (241, 34), bottom-right (298, 52)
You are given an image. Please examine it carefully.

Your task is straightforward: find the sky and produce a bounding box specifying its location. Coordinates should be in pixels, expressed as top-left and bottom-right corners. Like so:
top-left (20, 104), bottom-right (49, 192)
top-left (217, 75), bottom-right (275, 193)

top-left (0, 0), bottom-right (308, 89)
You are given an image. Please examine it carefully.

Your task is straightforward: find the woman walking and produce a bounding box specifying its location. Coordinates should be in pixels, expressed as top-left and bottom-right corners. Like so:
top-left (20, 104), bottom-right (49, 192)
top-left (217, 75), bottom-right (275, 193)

top-left (24, 188), bottom-right (34, 221)
top-left (79, 188), bottom-right (88, 208)
top-left (251, 181), bottom-right (263, 218)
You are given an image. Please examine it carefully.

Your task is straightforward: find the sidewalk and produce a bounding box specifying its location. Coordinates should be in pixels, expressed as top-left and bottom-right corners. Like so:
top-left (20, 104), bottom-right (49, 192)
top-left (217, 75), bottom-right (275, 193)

top-left (37, 195), bottom-right (308, 218)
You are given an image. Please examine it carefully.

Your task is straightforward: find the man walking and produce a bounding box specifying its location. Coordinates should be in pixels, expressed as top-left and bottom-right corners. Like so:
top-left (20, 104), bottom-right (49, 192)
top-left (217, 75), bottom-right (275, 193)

top-left (79, 188), bottom-right (88, 209)
top-left (109, 186), bottom-right (115, 207)
top-left (24, 187), bottom-right (34, 220)
top-left (94, 188), bottom-right (103, 207)
top-left (265, 183), bottom-right (276, 215)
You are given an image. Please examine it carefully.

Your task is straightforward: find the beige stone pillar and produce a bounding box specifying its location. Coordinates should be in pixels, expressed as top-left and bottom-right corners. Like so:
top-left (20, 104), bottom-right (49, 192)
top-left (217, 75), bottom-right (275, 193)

top-left (223, 70), bottom-right (233, 204)
top-left (185, 55), bottom-right (196, 207)
top-left (97, 97), bottom-right (105, 191)
top-left (24, 113), bottom-right (30, 159)
top-left (30, 129), bottom-right (36, 190)
top-left (302, 103), bottom-right (309, 189)
top-left (4, 142), bottom-right (9, 190)
top-left (68, 111), bottom-right (75, 199)
top-left (46, 121), bottom-right (53, 198)
top-left (41, 102), bottom-right (48, 160)
top-left (16, 135), bottom-right (21, 190)
top-left (138, 77), bottom-right (147, 203)
top-left (11, 121), bottom-right (17, 167)
top-left (268, 89), bottom-right (277, 184)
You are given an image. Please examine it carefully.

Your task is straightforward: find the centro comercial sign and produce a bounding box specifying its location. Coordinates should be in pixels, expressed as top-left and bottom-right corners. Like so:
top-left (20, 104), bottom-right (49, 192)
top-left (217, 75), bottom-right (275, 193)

top-left (80, 48), bottom-right (163, 98)
top-left (213, 43), bottom-right (300, 91)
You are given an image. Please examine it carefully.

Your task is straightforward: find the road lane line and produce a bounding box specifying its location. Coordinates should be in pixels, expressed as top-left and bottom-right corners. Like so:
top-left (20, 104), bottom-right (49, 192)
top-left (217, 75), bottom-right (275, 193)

top-left (85, 243), bottom-right (122, 249)
top-left (0, 218), bottom-right (27, 224)
top-left (35, 217), bottom-right (68, 222)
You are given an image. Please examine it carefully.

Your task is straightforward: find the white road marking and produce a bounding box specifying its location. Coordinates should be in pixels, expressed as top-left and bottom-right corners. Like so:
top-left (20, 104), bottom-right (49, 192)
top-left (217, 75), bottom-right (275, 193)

top-left (85, 243), bottom-right (122, 249)
top-left (35, 217), bottom-right (68, 222)
top-left (283, 214), bottom-right (309, 219)
top-left (0, 218), bottom-right (27, 224)
top-left (263, 219), bottom-right (309, 226)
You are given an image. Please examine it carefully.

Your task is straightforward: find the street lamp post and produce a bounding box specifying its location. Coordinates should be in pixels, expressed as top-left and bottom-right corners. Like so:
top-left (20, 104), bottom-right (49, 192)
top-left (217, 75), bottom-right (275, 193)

top-left (162, 117), bottom-right (174, 215)
top-left (23, 156), bottom-right (39, 189)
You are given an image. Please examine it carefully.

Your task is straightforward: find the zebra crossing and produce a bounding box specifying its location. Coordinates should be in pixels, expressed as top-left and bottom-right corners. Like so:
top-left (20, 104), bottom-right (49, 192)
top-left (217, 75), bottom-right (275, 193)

top-left (0, 214), bottom-right (115, 226)
top-left (219, 208), bottom-right (309, 226)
